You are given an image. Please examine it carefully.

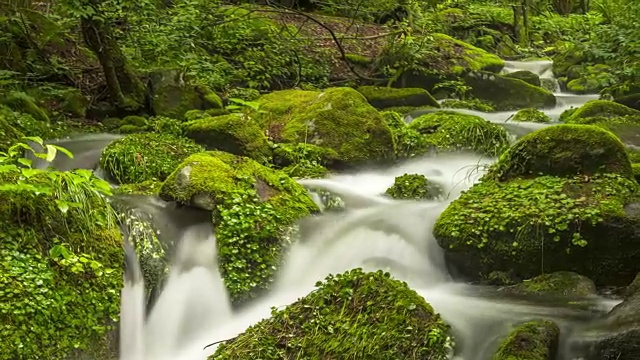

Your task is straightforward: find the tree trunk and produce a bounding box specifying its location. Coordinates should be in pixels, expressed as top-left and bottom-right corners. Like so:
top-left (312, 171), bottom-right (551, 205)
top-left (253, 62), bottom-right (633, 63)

top-left (81, 16), bottom-right (146, 112)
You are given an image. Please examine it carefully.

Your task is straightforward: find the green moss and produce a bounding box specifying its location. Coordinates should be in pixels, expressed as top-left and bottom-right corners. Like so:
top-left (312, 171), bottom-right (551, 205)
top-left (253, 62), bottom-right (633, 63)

top-left (491, 320), bottom-right (559, 360)
top-left (486, 125), bottom-right (633, 181)
top-left (345, 53), bottom-right (373, 66)
top-left (432, 33), bottom-right (505, 73)
top-left (508, 271), bottom-right (596, 298)
top-left (184, 114), bottom-right (272, 162)
top-left (633, 164), bottom-right (640, 182)
top-left (505, 70), bottom-right (541, 87)
top-left (512, 108), bottom-right (552, 123)
top-left (563, 100), bottom-right (640, 123)
top-left (122, 115), bottom-right (148, 127)
top-left (227, 88), bottom-right (261, 101)
top-left (114, 180), bottom-right (163, 196)
top-left (0, 164), bottom-right (122, 359)
top-left (212, 268), bottom-right (452, 360)
top-left (0, 105), bottom-right (51, 140)
top-left (1, 91), bottom-right (50, 122)
top-left (100, 133), bottom-right (204, 184)
top-left (272, 142), bottom-right (336, 179)
top-left (257, 88), bottom-right (396, 166)
top-left (408, 111), bottom-right (510, 157)
top-left (381, 111), bottom-right (406, 131)
top-left (465, 71), bottom-right (556, 111)
top-left (433, 173), bottom-right (638, 284)
top-left (0, 111), bottom-right (24, 151)
top-left (440, 99), bottom-right (496, 112)
top-left (386, 173), bottom-right (444, 200)
top-left (384, 105), bottom-right (433, 115)
top-left (160, 151), bottom-right (318, 302)
top-left (565, 65), bottom-right (618, 95)
top-left (356, 86), bottom-right (439, 109)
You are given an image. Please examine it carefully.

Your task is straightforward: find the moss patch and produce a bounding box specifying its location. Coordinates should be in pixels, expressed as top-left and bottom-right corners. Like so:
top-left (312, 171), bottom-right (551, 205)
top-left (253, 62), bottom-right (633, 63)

top-left (100, 133), bottom-right (204, 184)
top-left (211, 269), bottom-right (452, 360)
top-left (184, 114), bottom-right (272, 163)
top-left (356, 86), bottom-right (439, 109)
top-left (432, 33), bottom-right (505, 73)
top-left (440, 99), bottom-right (496, 112)
top-left (385, 173), bottom-right (444, 200)
top-left (562, 100), bottom-right (640, 124)
top-left (465, 71), bottom-right (556, 111)
top-left (408, 111), bottom-right (510, 157)
top-left (512, 108), bottom-right (552, 123)
top-left (506, 271), bottom-right (596, 298)
top-left (486, 125), bottom-right (633, 182)
top-left (114, 180), bottom-right (163, 196)
top-left (491, 320), bottom-right (559, 360)
top-left (160, 151), bottom-right (318, 302)
top-left (505, 70), bottom-right (541, 87)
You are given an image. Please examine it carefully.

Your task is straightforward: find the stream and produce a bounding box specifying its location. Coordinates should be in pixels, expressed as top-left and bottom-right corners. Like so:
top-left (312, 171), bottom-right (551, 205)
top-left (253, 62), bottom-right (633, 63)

top-left (36, 60), bottom-right (623, 360)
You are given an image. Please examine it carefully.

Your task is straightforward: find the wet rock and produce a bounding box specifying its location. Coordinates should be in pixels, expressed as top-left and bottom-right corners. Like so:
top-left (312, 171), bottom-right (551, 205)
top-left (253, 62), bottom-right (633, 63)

top-left (491, 320), bottom-right (559, 360)
top-left (624, 273), bottom-right (640, 298)
top-left (503, 271), bottom-right (597, 298)
top-left (464, 71), bottom-right (556, 111)
top-left (505, 70), bottom-right (541, 87)
top-left (356, 86), bottom-right (439, 110)
top-left (511, 108), bottom-right (552, 123)
top-left (385, 173), bottom-right (444, 200)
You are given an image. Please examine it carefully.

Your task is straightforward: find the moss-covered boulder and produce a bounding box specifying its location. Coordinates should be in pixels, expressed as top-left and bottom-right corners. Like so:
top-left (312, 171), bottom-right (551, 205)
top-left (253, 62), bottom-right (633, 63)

top-left (256, 88), bottom-right (395, 166)
top-left (100, 133), bottom-right (204, 184)
top-left (432, 33), bottom-right (505, 74)
top-left (0, 91), bottom-right (50, 122)
top-left (0, 163), bottom-right (122, 359)
top-left (562, 100), bottom-right (640, 124)
top-left (407, 111), bottom-right (510, 157)
top-left (491, 320), bottom-right (560, 360)
top-left (440, 98), bottom-right (496, 112)
top-left (271, 142), bottom-right (337, 179)
top-left (434, 125), bottom-right (640, 285)
top-left (486, 125), bottom-right (633, 181)
top-left (504, 271), bottom-right (597, 298)
top-left (565, 64), bottom-right (617, 94)
top-left (211, 269), bottom-right (452, 360)
top-left (356, 86), bottom-right (439, 109)
top-left (385, 173), bottom-right (444, 200)
top-left (512, 108), bottom-right (552, 123)
top-left (160, 151), bottom-right (318, 302)
top-left (505, 70), bottom-right (541, 87)
top-left (149, 69), bottom-right (223, 120)
top-left (464, 71), bottom-right (556, 111)
top-left (184, 113), bottom-right (271, 162)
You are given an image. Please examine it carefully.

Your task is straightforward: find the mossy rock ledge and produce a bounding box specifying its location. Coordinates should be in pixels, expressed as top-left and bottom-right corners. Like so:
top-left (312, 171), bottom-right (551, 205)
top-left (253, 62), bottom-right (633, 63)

top-left (160, 151), bottom-right (318, 302)
top-left (210, 269), bottom-right (452, 360)
top-left (255, 87), bottom-right (395, 167)
top-left (0, 169), bottom-right (123, 359)
top-left (502, 271), bottom-right (597, 299)
top-left (491, 320), bottom-right (560, 360)
top-left (434, 125), bottom-right (640, 286)
top-left (356, 86), bottom-right (440, 110)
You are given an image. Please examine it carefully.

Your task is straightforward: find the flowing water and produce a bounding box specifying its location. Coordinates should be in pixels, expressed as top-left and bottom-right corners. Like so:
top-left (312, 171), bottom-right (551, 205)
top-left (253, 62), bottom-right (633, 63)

top-left (25, 61), bottom-right (619, 359)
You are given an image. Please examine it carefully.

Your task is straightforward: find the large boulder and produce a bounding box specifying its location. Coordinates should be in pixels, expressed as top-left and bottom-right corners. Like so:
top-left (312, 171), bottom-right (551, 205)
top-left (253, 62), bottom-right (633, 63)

top-left (99, 133), bottom-right (204, 184)
top-left (407, 111), bottom-right (510, 157)
top-left (562, 100), bottom-right (640, 124)
top-left (464, 71), bottom-right (556, 111)
top-left (434, 125), bottom-right (640, 286)
top-left (160, 151), bottom-right (318, 302)
top-left (183, 113), bottom-right (272, 162)
top-left (0, 156), bottom-right (122, 359)
top-left (256, 87), bottom-right (395, 167)
top-left (356, 86), bottom-right (439, 109)
top-left (211, 269), bottom-right (452, 360)
top-left (491, 320), bottom-right (560, 360)
top-left (505, 70), bottom-right (541, 87)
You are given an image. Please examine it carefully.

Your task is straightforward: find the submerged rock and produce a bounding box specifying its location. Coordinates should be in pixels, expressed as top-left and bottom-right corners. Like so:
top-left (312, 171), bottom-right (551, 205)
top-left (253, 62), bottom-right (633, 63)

top-left (434, 125), bottom-right (640, 286)
top-left (504, 271), bottom-right (597, 298)
top-left (407, 110), bottom-right (510, 157)
top-left (256, 87), bottom-right (395, 167)
top-left (0, 164), bottom-right (122, 359)
top-left (385, 173), bottom-right (444, 200)
top-left (356, 86), bottom-right (439, 109)
top-left (184, 113), bottom-right (272, 162)
top-left (211, 269), bottom-right (452, 360)
top-left (160, 151), bottom-right (318, 302)
top-left (492, 320), bottom-right (560, 360)
top-left (464, 71), bottom-right (556, 111)
top-left (100, 133), bottom-right (204, 184)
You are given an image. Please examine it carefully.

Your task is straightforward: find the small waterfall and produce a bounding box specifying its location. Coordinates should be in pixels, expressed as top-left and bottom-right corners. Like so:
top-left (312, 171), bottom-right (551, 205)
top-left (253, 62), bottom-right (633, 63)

top-left (502, 59), bottom-right (559, 92)
top-left (119, 231), bottom-right (145, 360)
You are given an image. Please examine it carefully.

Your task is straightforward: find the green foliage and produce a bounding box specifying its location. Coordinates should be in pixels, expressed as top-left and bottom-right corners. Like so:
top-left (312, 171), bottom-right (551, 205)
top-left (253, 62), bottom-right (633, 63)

top-left (408, 111), bottom-right (510, 157)
top-left (486, 125), bottom-right (633, 181)
top-left (512, 108), bottom-right (552, 123)
top-left (492, 320), bottom-right (560, 360)
top-left (0, 138), bottom-right (122, 359)
top-left (440, 99), bottom-right (496, 112)
top-left (271, 142), bottom-right (336, 179)
top-left (100, 132), bottom-right (204, 184)
top-left (386, 173), bottom-right (444, 200)
top-left (1, 91), bottom-right (50, 122)
top-left (160, 151), bottom-right (318, 302)
top-left (212, 268), bottom-right (452, 360)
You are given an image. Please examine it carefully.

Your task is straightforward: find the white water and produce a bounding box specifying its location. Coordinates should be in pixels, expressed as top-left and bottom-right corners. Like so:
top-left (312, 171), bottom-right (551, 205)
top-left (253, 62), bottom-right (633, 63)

top-left (116, 60), bottom-right (615, 360)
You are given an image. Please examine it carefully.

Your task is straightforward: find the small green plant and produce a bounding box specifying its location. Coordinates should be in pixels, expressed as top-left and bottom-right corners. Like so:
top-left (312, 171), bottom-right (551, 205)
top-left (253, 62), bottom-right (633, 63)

top-left (385, 173), bottom-right (444, 200)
